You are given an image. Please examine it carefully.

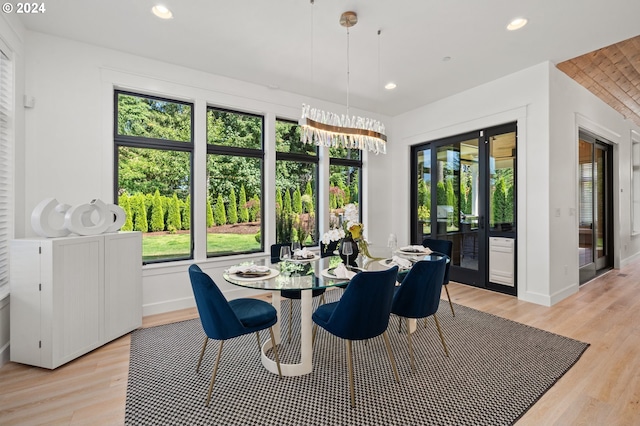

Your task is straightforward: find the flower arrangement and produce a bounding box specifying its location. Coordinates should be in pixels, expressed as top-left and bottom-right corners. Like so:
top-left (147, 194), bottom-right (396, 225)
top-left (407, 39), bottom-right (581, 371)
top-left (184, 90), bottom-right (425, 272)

top-left (321, 204), bottom-right (376, 259)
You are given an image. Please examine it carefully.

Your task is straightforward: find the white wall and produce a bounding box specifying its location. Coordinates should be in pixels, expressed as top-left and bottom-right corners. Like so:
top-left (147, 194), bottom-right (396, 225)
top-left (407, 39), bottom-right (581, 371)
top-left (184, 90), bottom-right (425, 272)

top-left (548, 65), bottom-right (640, 283)
top-left (390, 63), bottom-right (552, 305)
top-left (388, 61), bottom-right (640, 306)
top-left (18, 31), bottom-right (391, 316)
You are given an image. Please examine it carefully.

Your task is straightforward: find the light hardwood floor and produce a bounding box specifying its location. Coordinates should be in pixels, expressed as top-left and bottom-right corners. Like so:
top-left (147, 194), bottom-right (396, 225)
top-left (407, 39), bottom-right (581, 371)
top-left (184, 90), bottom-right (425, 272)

top-left (1, 262), bottom-right (640, 425)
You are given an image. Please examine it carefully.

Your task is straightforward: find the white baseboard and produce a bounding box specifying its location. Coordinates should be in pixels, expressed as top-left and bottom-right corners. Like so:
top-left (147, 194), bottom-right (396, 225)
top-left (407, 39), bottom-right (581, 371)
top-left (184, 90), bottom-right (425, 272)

top-left (142, 287), bottom-right (266, 317)
top-left (620, 251), bottom-right (640, 268)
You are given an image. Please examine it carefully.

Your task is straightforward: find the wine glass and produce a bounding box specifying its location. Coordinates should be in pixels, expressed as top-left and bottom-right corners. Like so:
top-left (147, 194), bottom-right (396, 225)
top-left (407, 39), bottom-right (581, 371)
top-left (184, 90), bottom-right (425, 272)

top-left (341, 241), bottom-right (353, 267)
top-left (291, 241), bottom-right (302, 258)
top-left (387, 233), bottom-right (398, 253)
top-left (279, 246), bottom-right (291, 262)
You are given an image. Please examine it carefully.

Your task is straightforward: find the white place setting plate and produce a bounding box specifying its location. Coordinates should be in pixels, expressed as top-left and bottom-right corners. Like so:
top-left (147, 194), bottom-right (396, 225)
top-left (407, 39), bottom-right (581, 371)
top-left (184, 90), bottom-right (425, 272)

top-left (288, 254), bottom-right (321, 263)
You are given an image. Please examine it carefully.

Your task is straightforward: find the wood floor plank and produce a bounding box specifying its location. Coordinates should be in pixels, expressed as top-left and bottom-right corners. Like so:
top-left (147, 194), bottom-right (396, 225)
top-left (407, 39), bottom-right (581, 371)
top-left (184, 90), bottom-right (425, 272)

top-left (2, 261), bottom-right (640, 425)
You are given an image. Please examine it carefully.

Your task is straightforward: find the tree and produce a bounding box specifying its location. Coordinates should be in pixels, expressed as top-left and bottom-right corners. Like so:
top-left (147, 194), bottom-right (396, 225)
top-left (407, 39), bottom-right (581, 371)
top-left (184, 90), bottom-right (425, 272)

top-left (150, 190), bottom-right (165, 232)
top-left (493, 176), bottom-right (507, 224)
top-left (118, 194), bottom-right (134, 231)
top-left (227, 187), bottom-right (238, 225)
top-left (182, 194), bottom-right (191, 230)
top-left (133, 194), bottom-right (148, 232)
top-left (304, 181), bottom-right (314, 213)
top-left (293, 186), bottom-right (302, 214)
top-left (214, 193), bottom-right (226, 225)
top-left (276, 189), bottom-right (283, 211)
top-left (167, 193), bottom-right (182, 232)
top-left (248, 196), bottom-right (260, 222)
top-left (238, 185), bottom-right (249, 223)
top-left (206, 197), bottom-right (215, 228)
top-left (506, 184), bottom-right (515, 223)
top-left (283, 189), bottom-right (292, 214)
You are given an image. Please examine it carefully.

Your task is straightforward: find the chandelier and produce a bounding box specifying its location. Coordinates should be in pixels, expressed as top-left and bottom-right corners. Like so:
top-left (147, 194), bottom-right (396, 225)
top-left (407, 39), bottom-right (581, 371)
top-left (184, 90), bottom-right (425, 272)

top-left (299, 10), bottom-right (387, 155)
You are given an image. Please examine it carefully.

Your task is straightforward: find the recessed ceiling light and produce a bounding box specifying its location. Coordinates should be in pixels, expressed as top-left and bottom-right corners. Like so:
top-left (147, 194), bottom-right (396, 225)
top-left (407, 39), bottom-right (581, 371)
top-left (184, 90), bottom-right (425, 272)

top-left (152, 4), bottom-right (173, 19)
top-left (507, 18), bottom-right (527, 31)
top-left (384, 82), bottom-right (397, 90)
top-left (442, 56), bottom-right (452, 62)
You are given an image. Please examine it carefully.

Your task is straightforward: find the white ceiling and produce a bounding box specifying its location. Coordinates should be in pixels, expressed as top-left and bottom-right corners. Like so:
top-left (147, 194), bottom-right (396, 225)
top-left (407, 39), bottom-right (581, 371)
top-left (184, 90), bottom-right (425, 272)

top-left (17, 0), bottom-right (640, 116)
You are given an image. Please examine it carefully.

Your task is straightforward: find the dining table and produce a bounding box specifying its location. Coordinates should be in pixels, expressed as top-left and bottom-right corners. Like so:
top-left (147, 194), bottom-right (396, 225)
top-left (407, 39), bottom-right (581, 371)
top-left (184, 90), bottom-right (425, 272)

top-left (222, 247), bottom-right (449, 376)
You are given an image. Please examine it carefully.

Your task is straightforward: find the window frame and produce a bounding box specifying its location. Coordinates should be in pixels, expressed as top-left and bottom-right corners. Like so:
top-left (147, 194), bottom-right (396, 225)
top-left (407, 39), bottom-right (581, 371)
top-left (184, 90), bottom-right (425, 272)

top-left (113, 90), bottom-right (195, 264)
top-left (275, 117), bottom-right (320, 246)
top-left (205, 105), bottom-right (265, 258)
top-left (329, 148), bottom-right (363, 222)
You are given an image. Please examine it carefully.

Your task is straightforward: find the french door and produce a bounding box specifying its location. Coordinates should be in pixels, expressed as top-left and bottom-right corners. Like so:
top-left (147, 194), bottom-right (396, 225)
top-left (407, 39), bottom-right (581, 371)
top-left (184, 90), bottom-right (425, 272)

top-left (411, 122), bottom-right (517, 294)
top-left (578, 131), bottom-right (613, 284)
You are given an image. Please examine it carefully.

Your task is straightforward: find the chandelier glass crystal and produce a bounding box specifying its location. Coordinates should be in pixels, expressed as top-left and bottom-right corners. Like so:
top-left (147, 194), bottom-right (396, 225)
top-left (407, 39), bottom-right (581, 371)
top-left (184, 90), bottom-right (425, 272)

top-left (299, 10), bottom-right (387, 155)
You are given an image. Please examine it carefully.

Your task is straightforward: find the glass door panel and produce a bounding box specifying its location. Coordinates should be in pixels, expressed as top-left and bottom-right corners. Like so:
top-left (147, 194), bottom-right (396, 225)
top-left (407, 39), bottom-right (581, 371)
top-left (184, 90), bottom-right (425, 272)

top-left (578, 139), bottom-right (593, 269)
top-left (489, 132), bottom-right (516, 232)
top-left (459, 140), bottom-right (480, 271)
top-left (415, 148), bottom-right (431, 240)
top-left (435, 144), bottom-right (460, 236)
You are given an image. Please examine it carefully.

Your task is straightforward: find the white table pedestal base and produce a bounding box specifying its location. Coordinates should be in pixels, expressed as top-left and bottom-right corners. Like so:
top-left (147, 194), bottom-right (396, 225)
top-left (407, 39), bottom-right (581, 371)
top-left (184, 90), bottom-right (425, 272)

top-left (261, 290), bottom-right (313, 376)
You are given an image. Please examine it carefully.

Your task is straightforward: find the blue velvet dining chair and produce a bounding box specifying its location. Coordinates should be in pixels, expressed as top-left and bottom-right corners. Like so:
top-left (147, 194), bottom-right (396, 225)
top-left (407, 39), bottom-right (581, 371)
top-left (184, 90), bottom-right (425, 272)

top-left (270, 243), bottom-right (326, 342)
top-left (422, 238), bottom-right (455, 316)
top-left (312, 266), bottom-right (400, 407)
top-left (188, 264), bottom-right (282, 406)
top-left (391, 257), bottom-right (449, 372)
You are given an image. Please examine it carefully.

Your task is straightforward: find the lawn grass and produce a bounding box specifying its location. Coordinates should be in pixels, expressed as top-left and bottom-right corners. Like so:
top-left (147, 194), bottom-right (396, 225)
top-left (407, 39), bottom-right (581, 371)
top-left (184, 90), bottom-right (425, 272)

top-left (142, 232), bottom-right (260, 260)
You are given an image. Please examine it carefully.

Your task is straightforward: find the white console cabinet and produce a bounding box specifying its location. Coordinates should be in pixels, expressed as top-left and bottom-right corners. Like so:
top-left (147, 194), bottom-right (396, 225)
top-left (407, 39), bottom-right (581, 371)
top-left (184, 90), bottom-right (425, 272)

top-left (9, 232), bottom-right (142, 369)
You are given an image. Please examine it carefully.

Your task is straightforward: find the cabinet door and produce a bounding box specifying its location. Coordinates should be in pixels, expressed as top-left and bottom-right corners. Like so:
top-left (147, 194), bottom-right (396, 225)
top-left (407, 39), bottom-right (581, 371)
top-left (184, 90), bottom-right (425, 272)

top-left (104, 232), bottom-right (142, 340)
top-left (49, 236), bottom-right (104, 367)
top-left (9, 240), bottom-right (42, 367)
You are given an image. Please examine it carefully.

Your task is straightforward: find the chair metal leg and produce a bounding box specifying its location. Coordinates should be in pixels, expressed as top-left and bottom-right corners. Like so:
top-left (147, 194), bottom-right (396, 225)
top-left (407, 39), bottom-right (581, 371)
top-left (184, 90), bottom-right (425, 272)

top-left (444, 284), bottom-right (455, 316)
top-left (346, 339), bottom-right (355, 408)
top-left (406, 318), bottom-right (416, 372)
top-left (433, 313), bottom-right (450, 357)
top-left (288, 299), bottom-right (293, 342)
top-left (196, 337), bottom-right (208, 373)
top-left (424, 317), bottom-right (428, 327)
top-left (255, 332), bottom-right (262, 351)
top-left (312, 323), bottom-right (318, 346)
top-left (205, 340), bottom-right (224, 406)
top-left (398, 316), bottom-right (403, 333)
top-left (268, 327), bottom-right (283, 379)
top-left (382, 331), bottom-right (400, 383)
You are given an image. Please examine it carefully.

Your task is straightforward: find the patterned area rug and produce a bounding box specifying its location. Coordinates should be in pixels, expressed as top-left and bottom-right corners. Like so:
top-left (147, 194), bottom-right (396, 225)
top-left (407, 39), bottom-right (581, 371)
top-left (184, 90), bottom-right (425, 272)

top-left (125, 291), bottom-right (588, 425)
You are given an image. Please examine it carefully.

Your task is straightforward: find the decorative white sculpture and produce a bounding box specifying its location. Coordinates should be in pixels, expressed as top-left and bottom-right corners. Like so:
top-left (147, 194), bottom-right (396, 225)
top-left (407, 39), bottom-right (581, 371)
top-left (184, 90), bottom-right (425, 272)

top-left (31, 197), bottom-right (127, 238)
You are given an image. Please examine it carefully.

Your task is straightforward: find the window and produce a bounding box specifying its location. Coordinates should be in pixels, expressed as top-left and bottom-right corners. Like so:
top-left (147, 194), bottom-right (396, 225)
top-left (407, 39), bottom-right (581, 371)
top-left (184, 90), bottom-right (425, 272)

top-left (329, 146), bottom-right (362, 227)
top-left (275, 119), bottom-right (318, 245)
top-left (206, 107), bottom-right (263, 256)
top-left (114, 91), bottom-right (193, 263)
top-left (0, 49), bottom-right (12, 296)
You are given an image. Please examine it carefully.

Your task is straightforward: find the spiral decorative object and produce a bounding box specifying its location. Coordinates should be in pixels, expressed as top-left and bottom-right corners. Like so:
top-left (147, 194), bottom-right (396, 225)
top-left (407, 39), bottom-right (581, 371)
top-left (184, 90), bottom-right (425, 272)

top-left (31, 198), bottom-right (126, 238)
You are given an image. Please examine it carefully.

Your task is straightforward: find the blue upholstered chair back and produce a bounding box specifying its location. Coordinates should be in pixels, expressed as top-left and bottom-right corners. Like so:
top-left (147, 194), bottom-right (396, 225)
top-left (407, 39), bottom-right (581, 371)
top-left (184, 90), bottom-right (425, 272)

top-left (188, 264), bottom-right (248, 340)
top-left (422, 238), bottom-right (453, 284)
top-left (322, 266), bottom-right (398, 340)
top-left (392, 257), bottom-right (447, 319)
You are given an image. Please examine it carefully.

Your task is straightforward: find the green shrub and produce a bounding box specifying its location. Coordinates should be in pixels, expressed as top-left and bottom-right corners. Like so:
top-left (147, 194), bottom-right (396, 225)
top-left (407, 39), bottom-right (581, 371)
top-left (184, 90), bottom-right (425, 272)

top-left (293, 186), bottom-right (302, 214)
top-left (182, 195), bottom-right (191, 230)
top-left (133, 194), bottom-right (148, 232)
top-left (167, 193), bottom-right (182, 231)
top-left (150, 190), bottom-right (165, 232)
top-left (119, 194), bottom-right (134, 231)
top-left (214, 193), bottom-right (226, 225)
top-left (227, 187), bottom-right (238, 225)
top-left (238, 185), bottom-right (249, 223)
top-left (207, 197), bottom-right (215, 228)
